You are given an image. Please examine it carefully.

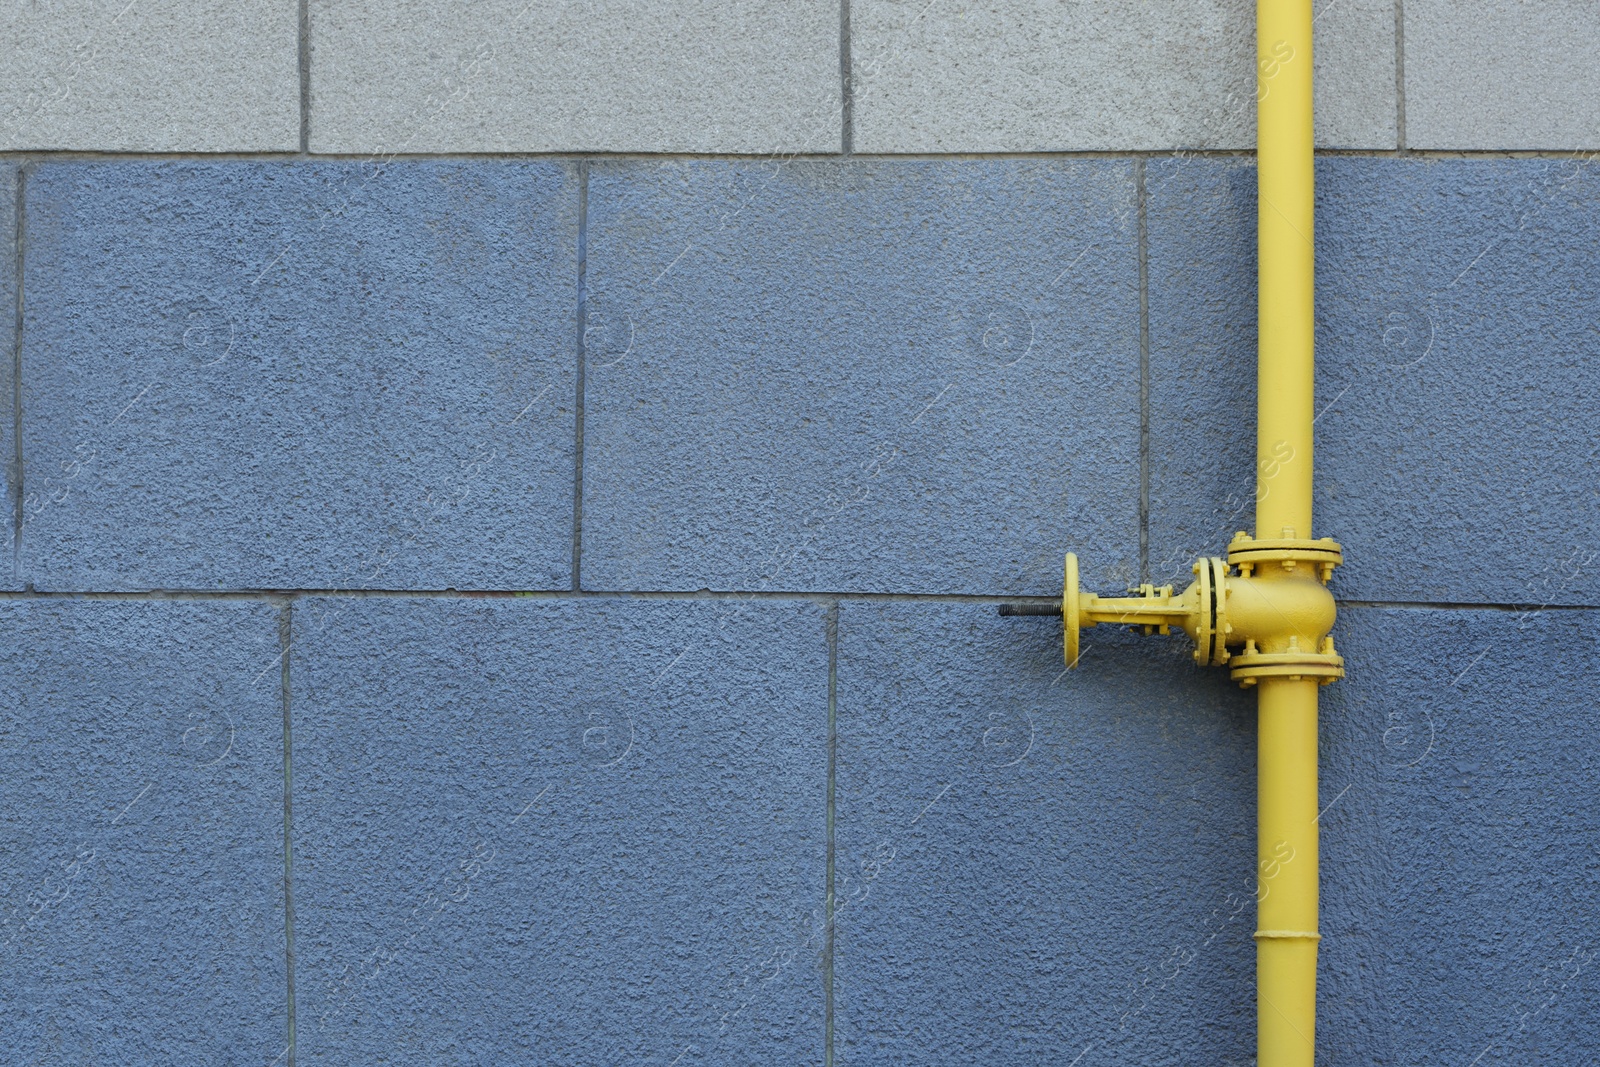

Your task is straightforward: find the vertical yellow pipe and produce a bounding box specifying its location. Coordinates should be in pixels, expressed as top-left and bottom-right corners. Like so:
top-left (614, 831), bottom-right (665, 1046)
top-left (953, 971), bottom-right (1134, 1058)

top-left (1256, 0), bottom-right (1315, 541)
top-left (1254, 3), bottom-right (1319, 1066)
top-left (1255, 678), bottom-right (1320, 1063)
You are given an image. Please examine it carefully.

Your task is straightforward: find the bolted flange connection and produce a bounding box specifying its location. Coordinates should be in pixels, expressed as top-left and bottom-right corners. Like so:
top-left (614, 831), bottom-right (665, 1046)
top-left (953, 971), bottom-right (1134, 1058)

top-left (1054, 531), bottom-right (1343, 688)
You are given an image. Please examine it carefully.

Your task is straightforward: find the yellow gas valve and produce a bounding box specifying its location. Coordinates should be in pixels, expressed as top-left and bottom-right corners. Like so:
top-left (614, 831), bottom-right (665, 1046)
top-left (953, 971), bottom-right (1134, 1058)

top-left (1061, 533), bottom-right (1343, 688)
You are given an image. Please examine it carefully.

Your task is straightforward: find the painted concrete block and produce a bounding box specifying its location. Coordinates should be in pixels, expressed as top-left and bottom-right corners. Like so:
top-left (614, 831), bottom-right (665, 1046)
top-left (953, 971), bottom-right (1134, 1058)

top-left (2, 0), bottom-right (298, 151)
top-left (0, 168), bottom-right (16, 590)
top-left (1146, 157), bottom-right (1600, 604)
top-left (582, 160), bottom-right (1141, 596)
top-left (21, 162), bottom-right (578, 592)
top-left (309, 0), bottom-right (841, 154)
top-left (834, 601), bottom-right (1600, 1062)
top-left (290, 595), bottom-right (829, 1064)
top-left (1320, 606), bottom-right (1600, 1063)
top-left (834, 600), bottom-right (1258, 1063)
top-left (1405, 0), bottom-right (1600, 149)
top-left (0, 599), bottom-right (287, 1065)
top-left (852, 0), bottom-right (1396, 152)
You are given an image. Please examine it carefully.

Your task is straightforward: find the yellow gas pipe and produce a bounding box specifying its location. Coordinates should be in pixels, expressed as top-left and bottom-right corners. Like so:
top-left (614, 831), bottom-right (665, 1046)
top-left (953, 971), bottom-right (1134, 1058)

top-left (1251, 2), bottom-right (1321, 1062)
top-left (1011, 2), bottom-right (1337, 1062)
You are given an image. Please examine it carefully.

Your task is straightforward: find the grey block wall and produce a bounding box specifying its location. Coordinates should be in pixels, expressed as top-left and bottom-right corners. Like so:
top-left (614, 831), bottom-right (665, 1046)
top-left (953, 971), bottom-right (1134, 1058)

top-left (1, 0), bottom-right (300, 151)
top-left (851, 0), bottom-right (1398, 151)
top-left (5, 5), bottom-right (1600, 1067)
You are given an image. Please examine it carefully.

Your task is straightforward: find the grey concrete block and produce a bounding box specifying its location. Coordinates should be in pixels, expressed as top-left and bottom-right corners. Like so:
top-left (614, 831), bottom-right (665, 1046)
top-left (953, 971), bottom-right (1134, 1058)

top-left (581, 159), bottom-right (1141, 596)
top-left (21, 162), bottom-right (579, 592)
top-left (853, 0), bottom-right (1396, 151)
top-left (1404, 0), bottom-right (1600, 149)
top-left (1, 0), bottom-right (299, 151)
top-left (1312, 0), bottom-right (1399, 148)
top-left (291, 595), bottom-right (828, 1064)
top-left (309, 0), bottom-right (842, 154)
top-left (0, 599), bottom-right (288, 1063)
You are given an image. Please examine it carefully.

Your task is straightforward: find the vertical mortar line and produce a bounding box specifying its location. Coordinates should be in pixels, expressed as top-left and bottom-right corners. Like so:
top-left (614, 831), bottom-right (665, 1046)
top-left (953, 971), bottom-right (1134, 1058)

top-left (1135, 158), bottom-right (1150, 585)
top-left (1393, 0), bottom-right (1407, 152)
top-left (298, 0), bottom-right (311, 153)
top-left (823, 599), bottom-right (839, 1067)
top-left (839, 0), bottom-right (853, 155)
top-left (280, 599), bottom-right (298, 1067)
top-left (571, 161), bottom-right (589, 591)
top-left (12, 163), bottom-right (26, 587)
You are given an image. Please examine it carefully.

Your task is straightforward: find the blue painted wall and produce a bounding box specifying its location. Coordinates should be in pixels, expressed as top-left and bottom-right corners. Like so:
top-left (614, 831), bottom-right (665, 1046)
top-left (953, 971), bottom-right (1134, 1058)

top-left (4, 157), bottom-right (1597, 1065)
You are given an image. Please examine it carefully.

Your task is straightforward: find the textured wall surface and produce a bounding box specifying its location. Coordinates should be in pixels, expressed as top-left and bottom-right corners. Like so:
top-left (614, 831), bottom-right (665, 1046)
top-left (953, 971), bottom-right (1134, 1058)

top-left (21, 162), bottom-right (579, 592)
top-left (1, 0), bottom-right (300, 151)
top-left (309, 0), bottom-right (842, 154)
top-left (582, 159), bottom-right (1140, 595)
top-left (1, 168), bottom-right (16, 589)
top-left (851, 0), bottom-right (1398, 151)
top-left (1404, 0), bottom-right (1600, 149)
top-left (5, 3), bottom-right (1600, 1066)
top-left (1148, 156), bottom-right (1600, 605)
top-left (0, 600), bottom-right (287, 1064)
top-left (291, 596), bottom-right (829, 1064)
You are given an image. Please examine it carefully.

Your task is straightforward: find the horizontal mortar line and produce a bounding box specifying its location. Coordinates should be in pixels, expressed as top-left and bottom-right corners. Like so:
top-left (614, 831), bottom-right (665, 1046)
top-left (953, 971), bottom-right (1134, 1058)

top-left (0, 588), bottom-right (297, 602)
top-left (0, 587), bottom-right (1059, 604)
top-left (1313, 147), bottom-right (1600, 160)
top-left (1001, 593), bottom-right (1600, 613)
top-left (1, 147), bottom-right (1592, 165)
top-left (0, 587), bottom-right (1592, 612)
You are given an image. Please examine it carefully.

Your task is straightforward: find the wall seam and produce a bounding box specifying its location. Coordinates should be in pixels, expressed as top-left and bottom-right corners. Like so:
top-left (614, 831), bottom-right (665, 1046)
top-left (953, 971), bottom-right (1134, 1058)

top-left (280, 598), bottom-right (298, 1067)
top-left (11, 163), bottom-right (25, 589)
top-left (823, 599), bottom-right (838, 1067)
top-left (1394, 0), bottom-right (1407, 152)
top-left (0, 588), bottom-right (1593, 612)
top-left (571, 161), bottom-right (589, 591)
top-left (839, 0), bottom-right (853, 156)
top-left (298, 0), bottom-right (311, 154)
top-left (1136, 158), bottom-right (1150, 586)
top-left (2, 149), bottom-right (1592, 164)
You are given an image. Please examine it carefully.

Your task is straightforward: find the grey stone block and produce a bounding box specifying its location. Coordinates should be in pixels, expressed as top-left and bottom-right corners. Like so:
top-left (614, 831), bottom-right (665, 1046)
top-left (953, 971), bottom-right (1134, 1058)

top-left (1404, 0), bottom-right (1600, 148)
top-left (853, 0), bottom-right (1396, 151)
top-left (309, 0), bottom-right (842, 154)
top-left (1, 0), bottom-right (299, 151)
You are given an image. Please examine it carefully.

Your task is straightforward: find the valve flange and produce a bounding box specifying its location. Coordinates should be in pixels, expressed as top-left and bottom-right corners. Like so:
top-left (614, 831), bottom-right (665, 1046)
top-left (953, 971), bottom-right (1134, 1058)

top-left (1057, 537), bottom-right (1344, 688)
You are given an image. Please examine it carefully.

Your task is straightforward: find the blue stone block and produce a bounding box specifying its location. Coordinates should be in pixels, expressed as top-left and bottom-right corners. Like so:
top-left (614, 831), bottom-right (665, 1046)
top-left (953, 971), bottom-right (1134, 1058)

top-left (1320, 606), bottom-right (1600, 1063)
top-left (0, 599), bottom-right (288, 1064)
top-left (1147, 157), bottom-right (1600, 604)
top-left (1144, 158), bottom-right (1259, 590)
top-left (834, 601), bottom-right (1258, 1064)
top-left (290, 595), bottom-right (828, 1065)
top-left (582, 160), bottom-right (1141, 596)
top-left (21, 162), bottom-right (578, 592)
top-left (836, 600), bottom-right (1600, 1063)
